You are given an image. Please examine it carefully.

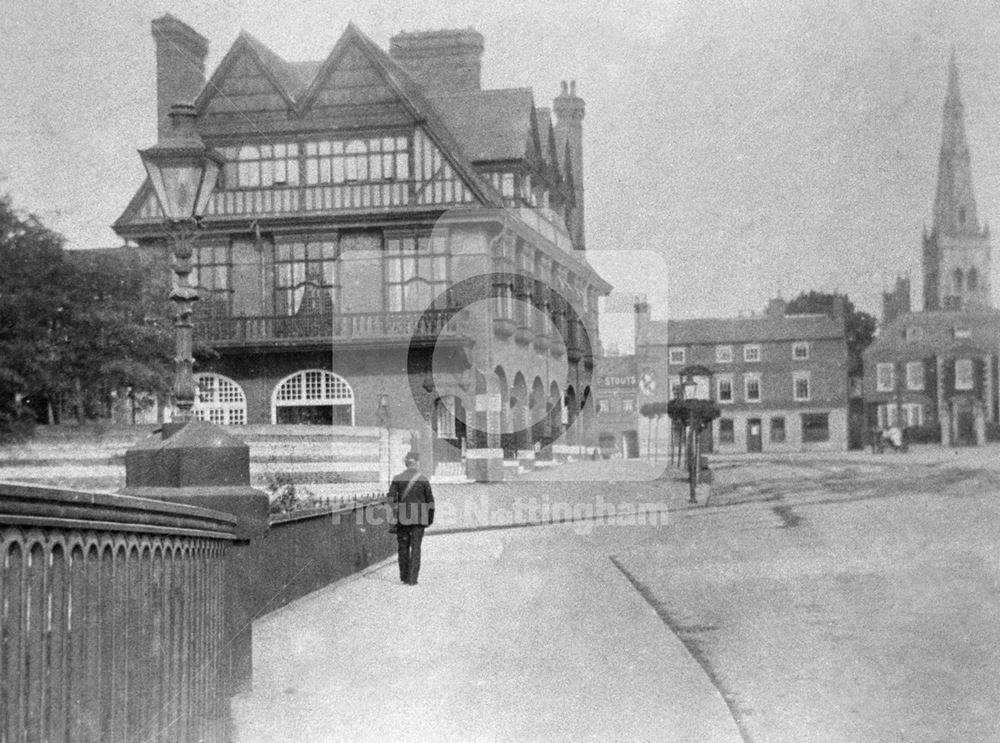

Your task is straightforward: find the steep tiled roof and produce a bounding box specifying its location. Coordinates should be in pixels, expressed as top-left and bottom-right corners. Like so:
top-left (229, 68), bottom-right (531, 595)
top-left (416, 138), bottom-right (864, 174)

top-left (864, 310), bottom-right (1000, 358)
top-left (428, 88), bottom-right (534, 162)
top-left (651, 313), bottom-right (846, 345)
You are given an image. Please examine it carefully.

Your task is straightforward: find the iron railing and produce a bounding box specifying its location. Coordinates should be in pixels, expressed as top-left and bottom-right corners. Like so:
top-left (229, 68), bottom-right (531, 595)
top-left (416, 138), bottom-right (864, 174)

top-left (195, 309), bottom-right (458, 347)
top-left (0, 482), bottom-right (236, 743)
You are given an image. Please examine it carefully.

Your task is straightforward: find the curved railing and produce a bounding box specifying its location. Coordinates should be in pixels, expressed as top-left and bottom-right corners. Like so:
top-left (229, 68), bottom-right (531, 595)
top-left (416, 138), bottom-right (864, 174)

top-left (0, 482), bottom-right (236, 743)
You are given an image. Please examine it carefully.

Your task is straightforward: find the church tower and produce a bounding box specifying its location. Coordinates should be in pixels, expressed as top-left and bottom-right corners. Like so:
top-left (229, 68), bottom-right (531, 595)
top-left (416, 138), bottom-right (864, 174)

top-left (923, 52), bottom-right (992, 311)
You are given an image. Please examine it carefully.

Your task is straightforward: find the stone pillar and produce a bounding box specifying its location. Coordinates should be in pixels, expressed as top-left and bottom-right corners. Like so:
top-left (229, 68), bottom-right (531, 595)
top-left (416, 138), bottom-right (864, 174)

top-left (120, 421), bottom-right (269, 695)
top-left (465, 381), bottom-right (504, 482)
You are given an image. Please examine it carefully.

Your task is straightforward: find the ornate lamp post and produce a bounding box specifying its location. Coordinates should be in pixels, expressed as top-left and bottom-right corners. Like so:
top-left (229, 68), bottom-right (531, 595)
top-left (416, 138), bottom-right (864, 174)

top-left (138, 103), bottom-right (223, 424)
top-left (667, 365), bottom-right (718, 504)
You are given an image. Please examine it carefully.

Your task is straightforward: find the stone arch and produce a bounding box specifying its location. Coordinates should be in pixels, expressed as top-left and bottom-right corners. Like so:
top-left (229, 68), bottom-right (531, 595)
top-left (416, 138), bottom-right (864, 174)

top-left (511, 372), bottom-right (529, 452)
top-left (271, 369), bottom-right (354, 425)
top-left (548, 381), bottom-right (563, 443)
top-left (530, 376), bottom-right (548, 445)
top-left (193, 373), bottom-right (247, 425)
top-left (564, 385), bottom-right (578, 446)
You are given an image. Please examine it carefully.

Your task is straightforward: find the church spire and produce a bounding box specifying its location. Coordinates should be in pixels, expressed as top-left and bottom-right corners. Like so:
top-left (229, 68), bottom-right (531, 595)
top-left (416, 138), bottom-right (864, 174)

top-left (932, 50), bottom-right (980, 236)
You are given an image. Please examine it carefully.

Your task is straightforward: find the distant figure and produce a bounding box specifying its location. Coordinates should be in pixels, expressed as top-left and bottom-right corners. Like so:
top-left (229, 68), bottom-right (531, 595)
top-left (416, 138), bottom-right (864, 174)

top-left (870, 425), bottom-right (884, 454)
top-left (886, 425), bottom-right (904, 451)
top-left (389, 451), bottom-right (434, 586)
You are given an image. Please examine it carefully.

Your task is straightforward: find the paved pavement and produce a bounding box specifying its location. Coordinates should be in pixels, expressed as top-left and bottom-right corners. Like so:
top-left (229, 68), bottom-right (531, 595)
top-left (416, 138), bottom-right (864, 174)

top-left (230, 459), bottom-right (744, 742)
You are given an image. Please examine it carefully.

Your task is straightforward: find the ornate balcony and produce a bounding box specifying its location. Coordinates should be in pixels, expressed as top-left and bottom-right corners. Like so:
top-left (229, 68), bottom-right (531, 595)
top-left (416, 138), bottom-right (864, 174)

top-left (194, 309), bottom-right (462, 349)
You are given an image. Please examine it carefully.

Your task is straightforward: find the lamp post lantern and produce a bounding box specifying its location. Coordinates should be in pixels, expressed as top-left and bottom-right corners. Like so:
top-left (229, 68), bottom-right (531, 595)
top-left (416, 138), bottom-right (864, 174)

top-left (138, 102), bottom-right (223, 423)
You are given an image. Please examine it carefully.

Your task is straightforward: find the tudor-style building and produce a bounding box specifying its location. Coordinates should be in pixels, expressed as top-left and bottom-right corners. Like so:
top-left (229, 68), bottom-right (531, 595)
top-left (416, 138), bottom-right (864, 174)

top-left (114, 15), bottom-right (610, 480)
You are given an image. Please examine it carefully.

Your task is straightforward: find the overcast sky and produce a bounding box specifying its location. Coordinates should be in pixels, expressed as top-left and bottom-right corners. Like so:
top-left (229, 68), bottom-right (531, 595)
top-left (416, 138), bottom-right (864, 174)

top-left (4, 0), bottom-right (1000, 327)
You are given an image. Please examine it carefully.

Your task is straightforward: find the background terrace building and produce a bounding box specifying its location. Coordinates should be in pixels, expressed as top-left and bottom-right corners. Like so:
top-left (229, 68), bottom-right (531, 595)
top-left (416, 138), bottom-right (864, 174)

top-left (863, 311), bottom-right (1000, 446)
top-left (662, 299), bottom-right (851, 453)
top-left (114, 15), bottom-right (610, 480)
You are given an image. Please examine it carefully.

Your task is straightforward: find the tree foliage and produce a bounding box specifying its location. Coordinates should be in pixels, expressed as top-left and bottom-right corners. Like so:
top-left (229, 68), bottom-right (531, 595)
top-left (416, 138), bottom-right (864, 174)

top-left (0, 196), bottom-right (174, 436)
top-left (785, 290), bottom-right (876, 376)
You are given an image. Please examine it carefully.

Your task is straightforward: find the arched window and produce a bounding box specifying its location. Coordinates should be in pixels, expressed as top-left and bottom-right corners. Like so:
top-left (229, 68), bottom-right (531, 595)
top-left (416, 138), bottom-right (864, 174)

top-left (968, 267), bottom-right (979, 290)
top-left (953, 268), bottom-right (964, 294)
top-left (272, 370), bottom-right (354, 425)
top-left (193, 373), bottom-right (247, 425)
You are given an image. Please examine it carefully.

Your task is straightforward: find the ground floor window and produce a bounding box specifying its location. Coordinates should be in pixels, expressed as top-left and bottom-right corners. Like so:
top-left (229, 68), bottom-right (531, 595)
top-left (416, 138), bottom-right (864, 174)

top-left (719, 418), bottom-right (735, 444)
top-left (801, 412), bottom-right (830, 442)
top-left (878, 403), bottom-right (924, 428)
top-left (770, 416), bottom-right (786, 443)
top-left (272, 369), bottom-right (354, 425)
top-left (193, 373), bottom-right (247, 425)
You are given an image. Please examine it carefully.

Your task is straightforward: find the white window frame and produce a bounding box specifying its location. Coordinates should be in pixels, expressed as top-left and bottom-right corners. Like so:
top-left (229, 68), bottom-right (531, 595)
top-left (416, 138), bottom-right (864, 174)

top-left (192, 373), bottom-right (247, 425)
top-left (668, 348), bottom-right (686, 365)
top-left (906, 361), bottom-right (924, 391)
top-left (793, 371), bottom-right (811, 401)
top-left (902, 403), bottom-right (924, 428)
top-left (743, 344), bottom-right (761, 362)
top-left (955, 359), bottom-right (974, 390)
top-left (716, 375), bottom-right (734, 403)
top-left (715, 345), bottom-right (734, 363)
top-left (876, 362), bottom-right (895, 392)
top-left (744, 374), bottom-right (761, 402)
top-left (792, 341), bottom-right (810, 360)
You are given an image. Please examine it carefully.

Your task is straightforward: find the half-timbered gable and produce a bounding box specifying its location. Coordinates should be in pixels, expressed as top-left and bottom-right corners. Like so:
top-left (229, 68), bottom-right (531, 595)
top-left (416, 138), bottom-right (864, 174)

top-left (196, 33), bottom-right (299, 133)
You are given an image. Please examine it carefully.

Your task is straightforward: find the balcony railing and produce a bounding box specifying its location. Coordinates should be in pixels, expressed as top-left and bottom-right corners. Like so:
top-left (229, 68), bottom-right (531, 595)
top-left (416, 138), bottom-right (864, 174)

top-left (0, 482), bottom-right (236, 743)
top-left (194, 309), bottom-right (460, 347)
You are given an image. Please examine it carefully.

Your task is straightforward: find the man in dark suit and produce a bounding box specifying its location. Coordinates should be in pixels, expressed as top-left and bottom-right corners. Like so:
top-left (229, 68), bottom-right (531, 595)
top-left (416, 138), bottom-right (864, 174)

top-left (389, 451), bottom-right (434, 585)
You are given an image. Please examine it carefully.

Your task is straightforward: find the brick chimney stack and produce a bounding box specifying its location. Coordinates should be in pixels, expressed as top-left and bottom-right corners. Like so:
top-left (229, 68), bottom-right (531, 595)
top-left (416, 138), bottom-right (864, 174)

top-left (554, 80), bottom-right (586, 250)
top-left (634, 299), bottom-right (650, 354)
top-left (389, 29), bottom-right (484, 93)
top-left (151, 14), bottom-right (208, 140)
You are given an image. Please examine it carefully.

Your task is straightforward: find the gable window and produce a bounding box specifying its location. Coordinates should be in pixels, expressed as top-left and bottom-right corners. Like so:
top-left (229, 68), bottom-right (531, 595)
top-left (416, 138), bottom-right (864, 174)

top-left (668, 348), bottom-right (686, 365)
top-left (906, 361), bottom-right (924, 391)
top-left (221, 143), bottom-right (300, 189)
top-left (385, 234), bottom-right (449, 312)
top-left (718, 418), bottom-right (735, 444)
top-left (955, 359), bottom-right (974, 390)
top-left (770, 416), bottom-right (786, 443)
top-left (274, 238), bottom-right (338, 316)
top-left (716, 375), bottom-right (733, 403)
top-left (792, 341), bottom-right (810, 360)
top-left (304, 136), bottom-right (409, 186)
top-left (801, 413), bottom-right (830, 442)
top-left (743, 344), bottom-right (761, 362)
top-left (876, 363), bottom-right (895, 392)
top-left (793, 371), bottom-right (810, 401)
top-left (744, 374), bottom-right (761, 402)
top-left (716, 345), bottom-right (734, 363)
